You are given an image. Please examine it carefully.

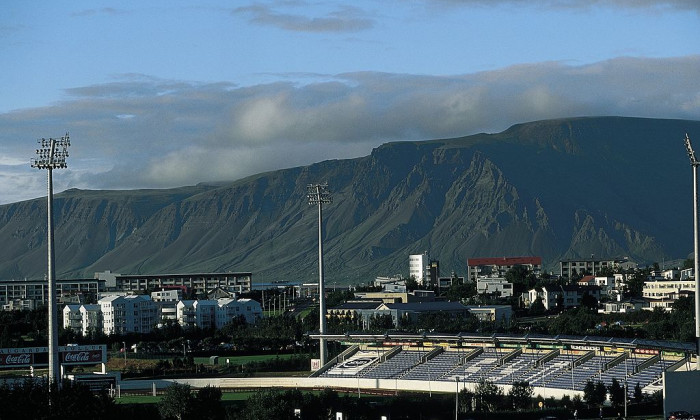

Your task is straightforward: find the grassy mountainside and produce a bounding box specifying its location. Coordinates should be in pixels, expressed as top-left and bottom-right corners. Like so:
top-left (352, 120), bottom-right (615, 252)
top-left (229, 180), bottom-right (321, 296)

top-left (1, 116), bottom-right (698, 283)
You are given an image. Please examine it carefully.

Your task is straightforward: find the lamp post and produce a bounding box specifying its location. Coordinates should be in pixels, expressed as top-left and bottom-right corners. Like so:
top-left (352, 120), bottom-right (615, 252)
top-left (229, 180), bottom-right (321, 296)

top-left (31, 133), bottom-right (70, 389)
top-left (307, 183), bottom-right (332, 366)
top-left (684, 133), bottom-right (700, 370)
top-left (122, 341), bottom-right (127, 368)
top-left (455, 377), bottom-right (460, 420)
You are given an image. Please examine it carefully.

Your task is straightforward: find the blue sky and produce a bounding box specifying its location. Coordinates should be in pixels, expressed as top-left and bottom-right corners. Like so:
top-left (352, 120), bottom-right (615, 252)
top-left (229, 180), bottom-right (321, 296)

top-left (0, 0), bottom-right (698, 204)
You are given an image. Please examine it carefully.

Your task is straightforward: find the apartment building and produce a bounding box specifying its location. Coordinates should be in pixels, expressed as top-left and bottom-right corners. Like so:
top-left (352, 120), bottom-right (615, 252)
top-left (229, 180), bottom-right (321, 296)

top-left (559, 257), bottom-right (636, 279)
top-left (467, 256), bottom-right (542, 282)
top-left (99, 294), bottom-right (158, 335)
top-left (177, 298), bottom-right (262, 329)
top-left (526, 285), bottom-right (602, 311)
top-left (95, 271), bottom-right (252, 295)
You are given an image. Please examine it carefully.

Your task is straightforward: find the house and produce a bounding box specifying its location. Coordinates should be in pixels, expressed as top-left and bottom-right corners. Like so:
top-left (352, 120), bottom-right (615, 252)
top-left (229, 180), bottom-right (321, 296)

top-left (176, 298), bottom-right (262, 329)
top-left (476, 277), bottom-right (513, 298)
top-left (526, 285), bottom-right (602, 310)
top-left (598, 297), bottom-right (648, 314)
top-left (375, 301), bottom-right (469, 326)
top-left (467, 256), bottom-right (542, 282)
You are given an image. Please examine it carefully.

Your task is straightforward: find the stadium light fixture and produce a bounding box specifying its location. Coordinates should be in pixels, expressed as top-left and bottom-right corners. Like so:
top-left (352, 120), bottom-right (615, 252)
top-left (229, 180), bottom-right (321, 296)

top-left (684, 133), bottom-right (700, 370)
top-left (307, 183), bottom-right (332, 366)
top-left (31, 133), bottom-right (70, 389)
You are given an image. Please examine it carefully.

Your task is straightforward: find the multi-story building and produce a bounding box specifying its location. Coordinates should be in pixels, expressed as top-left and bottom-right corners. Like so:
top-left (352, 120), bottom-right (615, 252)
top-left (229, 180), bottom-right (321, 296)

top-left (467, 256), bottom-right (542, 282)
top-left (63, 304), bottom-right (102, 336)
top-left (559, 257), bottom-right (636, 279)
top-left (95, 271), bottom-right (252, 295)
top-left (177, 298), bottom-right (262, 329)
top-left (409, 253), bottom-right (429, 284)
top-left (0, 278), bottom-right (101, 310)
top-left (99, 294), bottom-right (158, 335)
top-left (642, 279), bottom-right (695, 301)
top-left (526, 285), bottom-right (602, 311)
top-left (476, 277), bottom-right (513, 298)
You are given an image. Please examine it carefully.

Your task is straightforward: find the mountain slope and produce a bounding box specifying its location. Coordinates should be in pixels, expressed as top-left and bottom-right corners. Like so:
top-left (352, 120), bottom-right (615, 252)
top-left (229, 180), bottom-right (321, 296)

top-left (1, 116), bottom-right (698, 283)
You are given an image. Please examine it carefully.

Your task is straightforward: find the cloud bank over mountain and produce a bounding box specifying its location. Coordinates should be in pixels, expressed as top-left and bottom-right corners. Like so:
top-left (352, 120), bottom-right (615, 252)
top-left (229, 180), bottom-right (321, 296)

top-left (0, 56), bottom-right (698, 204)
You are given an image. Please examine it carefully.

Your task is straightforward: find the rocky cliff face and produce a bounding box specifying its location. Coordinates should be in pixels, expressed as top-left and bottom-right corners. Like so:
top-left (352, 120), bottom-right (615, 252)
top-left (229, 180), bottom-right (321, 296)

top-left (1, 116), bottom-right (698, 283)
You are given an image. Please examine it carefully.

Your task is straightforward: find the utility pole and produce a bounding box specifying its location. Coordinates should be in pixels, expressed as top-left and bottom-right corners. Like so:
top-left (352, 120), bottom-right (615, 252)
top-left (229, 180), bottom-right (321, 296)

top-left (31, 133), bottom-right (70, 390)
top-left (684, 133), bottom-right (700, 370)
top-left (307, 183), bottom-right (331, 366)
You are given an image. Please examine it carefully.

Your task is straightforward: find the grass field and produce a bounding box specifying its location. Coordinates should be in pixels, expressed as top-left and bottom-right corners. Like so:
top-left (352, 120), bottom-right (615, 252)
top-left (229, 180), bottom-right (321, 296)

top-left (115, 391), bottom-right (258, 404)
top-left (196, 353), bottom-right (302, 365)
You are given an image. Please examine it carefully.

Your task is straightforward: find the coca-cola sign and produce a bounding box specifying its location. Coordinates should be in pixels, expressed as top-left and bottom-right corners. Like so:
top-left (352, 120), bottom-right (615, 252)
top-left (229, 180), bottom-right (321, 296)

top-left (60, 350), bottom-right (104, 365)
top-left (0, 353), bottom-right (33, 367)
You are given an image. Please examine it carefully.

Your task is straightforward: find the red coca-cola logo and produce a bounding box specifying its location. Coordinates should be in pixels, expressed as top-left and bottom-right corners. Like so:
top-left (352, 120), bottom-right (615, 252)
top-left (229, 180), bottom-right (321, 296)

top-left (3, 353), bottom-right (31, 365)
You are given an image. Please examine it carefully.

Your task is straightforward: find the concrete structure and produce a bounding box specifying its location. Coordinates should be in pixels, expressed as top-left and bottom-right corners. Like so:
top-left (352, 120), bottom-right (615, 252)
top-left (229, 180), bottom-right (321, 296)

top-left (464, 305), bottom-right (513, 324)
top-left (409, 253), bottom-right (429, 285)
top-left (99, 295), bottom-right (158, 335)
top-left (467, 256), bottom-right (542, 282)
top-left (643, 279), bottom-right (697, 300)
top-left (0, 278), bottom-right (101, 310)
top-left (353, 290), bottom-right (435, 304)
top-left (476, 277), bottom-right (513, 298)
top-left (559, 257), bottom-right (636, 279)
top-left (63, 304), bottom-right (102, 336)
top-left (94, 270), bottom-right (252, 295)
top-left (526, 285), bottom-right (602, 311)
top-left (177, 298), bottom-right (262, 329)
top-left (151, 289), bottom-right (182, 302)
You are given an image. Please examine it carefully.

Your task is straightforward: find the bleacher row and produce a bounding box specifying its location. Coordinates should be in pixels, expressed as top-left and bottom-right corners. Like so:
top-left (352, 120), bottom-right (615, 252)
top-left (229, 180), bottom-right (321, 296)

top-left (319, 345), bottom-right (682, 394)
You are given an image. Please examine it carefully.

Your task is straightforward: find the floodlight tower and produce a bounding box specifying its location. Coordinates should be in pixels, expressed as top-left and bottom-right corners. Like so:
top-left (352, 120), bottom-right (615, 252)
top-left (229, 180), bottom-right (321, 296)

top-left (31, 133), bottom-right (70, 388)
top-left (307, 183), bottom-right (332, 366)
top-left (684, 133), bottom-right (700, 370)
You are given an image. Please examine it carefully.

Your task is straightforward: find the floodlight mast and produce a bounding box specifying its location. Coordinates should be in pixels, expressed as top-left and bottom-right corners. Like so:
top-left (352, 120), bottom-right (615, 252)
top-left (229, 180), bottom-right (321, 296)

top-left (31, 133), bottom-right (70, 389)
top-left (684, 133), bottom-right (700, 370)
top-left (307, 183), bottom-right (331, 366)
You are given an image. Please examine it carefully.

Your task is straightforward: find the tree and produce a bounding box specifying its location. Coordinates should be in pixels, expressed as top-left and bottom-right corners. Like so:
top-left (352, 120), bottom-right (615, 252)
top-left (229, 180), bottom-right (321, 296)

top-left (583, 381), bottom-right (597, 407)
top-left (530, 296), bottom-right (546, 315)
top-left (608, 378), bottom-right (625, 407)
top-left (594, 381), bottom-right (608, 407)
top-left (508, 380), bottom-right (533, 410)
top-left (458, 388), bottom-right (474, 413)
top-left (158, 383), bottom-right (195, 420)
top-left (194, 385), bottom-right (224, 420)
top-left (474, 378), bottom-right (503, 412)
top-left (581, 293), bottom-right (598, 311)
top-left (633, 382), bottom-right (643, 401)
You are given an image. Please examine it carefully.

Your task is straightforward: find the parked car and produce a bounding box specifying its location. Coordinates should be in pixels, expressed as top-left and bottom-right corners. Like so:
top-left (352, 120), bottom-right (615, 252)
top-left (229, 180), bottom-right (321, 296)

top-left (667, 411), bottom-right (692, 420)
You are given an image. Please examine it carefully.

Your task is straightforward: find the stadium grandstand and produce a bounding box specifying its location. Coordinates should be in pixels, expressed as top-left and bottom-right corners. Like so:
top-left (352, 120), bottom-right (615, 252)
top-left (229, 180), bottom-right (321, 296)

top-left (309, 332), bottom-right (696, 398)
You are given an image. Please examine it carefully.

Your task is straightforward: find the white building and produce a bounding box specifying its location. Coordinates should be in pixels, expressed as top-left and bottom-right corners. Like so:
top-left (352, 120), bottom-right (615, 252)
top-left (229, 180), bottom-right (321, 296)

top-left (643, 279), bottom-right (696, 300)
top-left (99, 294), bottom-right (158, 335)
top-left (177, 298), bottom-right (262, 330)
top-left (476, 277), bottom-right (513, 298)
top-left (409, 253), bottom-right (428, 285)
top-left (151, 289), bottom-right (182, 302)
top-left (526, 285), bottom-right (602, 311)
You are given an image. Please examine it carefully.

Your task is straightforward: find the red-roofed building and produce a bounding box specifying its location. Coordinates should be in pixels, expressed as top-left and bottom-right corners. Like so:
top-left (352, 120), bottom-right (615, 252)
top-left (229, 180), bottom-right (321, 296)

top-left (467, 256), bottom-right (542, 281)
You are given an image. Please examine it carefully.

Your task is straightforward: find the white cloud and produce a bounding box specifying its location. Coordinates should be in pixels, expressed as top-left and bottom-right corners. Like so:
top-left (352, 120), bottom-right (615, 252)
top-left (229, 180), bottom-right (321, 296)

top-left (0, 55), bottom-right (698, 204)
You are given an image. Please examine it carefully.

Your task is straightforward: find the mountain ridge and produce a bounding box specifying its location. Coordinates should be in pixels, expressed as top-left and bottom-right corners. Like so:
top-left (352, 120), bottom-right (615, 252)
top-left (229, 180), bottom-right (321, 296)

top-left (1, 116), bottom-right (698, 283)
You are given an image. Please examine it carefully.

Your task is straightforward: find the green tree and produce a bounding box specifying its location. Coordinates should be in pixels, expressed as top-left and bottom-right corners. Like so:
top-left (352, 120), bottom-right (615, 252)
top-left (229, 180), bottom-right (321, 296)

top-left (158, 383), bottom-right (195, 420)
top-left (194, 385), bottom-right (224, 420)
top-left (594, 381), bottom-right (608, 407)
top-left (458, 388), bottom-right (474, 413)
top-left (508, 381), bottom-right (533, 410)
top-left (530, 296), bottom-right (546, 315)
top-left (608, 378), bottom-right (624, 407)
top-left (633, 382), bottom-right (643, 401)
top-left (474, 378), bottom-right (503, 412)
